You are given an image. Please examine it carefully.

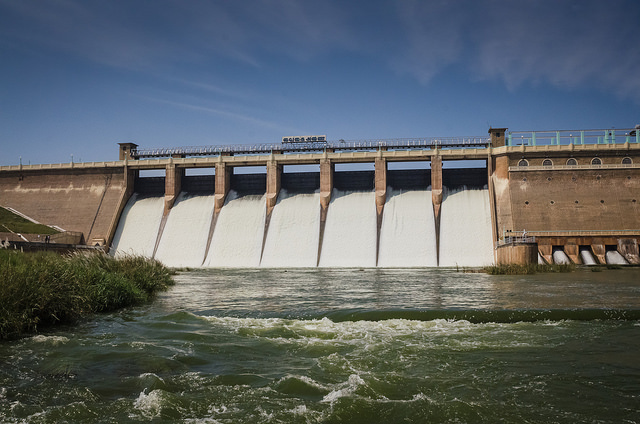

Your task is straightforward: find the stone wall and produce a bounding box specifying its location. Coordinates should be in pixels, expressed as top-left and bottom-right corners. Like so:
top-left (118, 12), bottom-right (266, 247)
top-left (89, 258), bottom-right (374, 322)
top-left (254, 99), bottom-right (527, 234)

top-left (0, 167), bottom-right (126, 244)
top-left (507, 168), bottom-right (640, 232)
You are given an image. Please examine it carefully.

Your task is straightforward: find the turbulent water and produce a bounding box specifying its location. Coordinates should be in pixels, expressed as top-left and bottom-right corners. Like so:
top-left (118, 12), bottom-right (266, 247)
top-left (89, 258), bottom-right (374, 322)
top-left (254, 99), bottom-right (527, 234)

top-left (2, 268), bottom-right (640, 423)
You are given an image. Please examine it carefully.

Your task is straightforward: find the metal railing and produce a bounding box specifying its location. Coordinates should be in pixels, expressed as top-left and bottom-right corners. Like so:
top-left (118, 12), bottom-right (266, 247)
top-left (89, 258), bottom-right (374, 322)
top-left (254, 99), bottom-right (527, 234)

top-left (507, 128), bottom-right (639, 147)
top-left (499, 235), bottom-right (537, 245)
top-left (131, 136), bottom-right (490, 159)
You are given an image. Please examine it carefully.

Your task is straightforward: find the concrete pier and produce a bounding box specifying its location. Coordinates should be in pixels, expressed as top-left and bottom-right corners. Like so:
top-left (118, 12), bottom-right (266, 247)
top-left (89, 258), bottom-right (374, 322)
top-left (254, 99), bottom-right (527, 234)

top-left (317, 157), bottom-right (334, 265)
top-left (164, 161), bottom-right (183, 214)
top-left (214, 161), bottom-right (230, 213)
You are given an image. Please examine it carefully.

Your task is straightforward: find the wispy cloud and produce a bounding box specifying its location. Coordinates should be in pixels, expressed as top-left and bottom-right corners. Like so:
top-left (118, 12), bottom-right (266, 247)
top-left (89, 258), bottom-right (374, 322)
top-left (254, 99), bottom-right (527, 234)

top-left (472, 1), bottom-right (640, 98)
top-left (142, 95), bottom-right (303, 136)
top-left (389, 0), bottom-right (640, 99)
top-left (0, 0), bottom-right (356, 70)
top-left (2, 0), bottom-right (639, 99)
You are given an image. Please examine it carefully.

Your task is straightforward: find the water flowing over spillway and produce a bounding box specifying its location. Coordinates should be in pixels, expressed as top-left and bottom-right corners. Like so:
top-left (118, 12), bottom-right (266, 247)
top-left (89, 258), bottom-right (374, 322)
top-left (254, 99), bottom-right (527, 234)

top-left (606, 250), bottom-right (629, 265)
top-left (318, 190), bottom-right (377, 267)
top-left (154, 193), bottom-right (214, 268)
top-left (378, 190), bottom-right (437, 267)
top-left (204, 192), bottom-right (266, 267)
top-left (112, 187), bottom-right (495, 267)
top-left (552, 248), bottom-right (571, 265)
top-left (260, 191), bottom-right (320, 267)
top-left (439, 189), bottom-right (493, 267)
top-left (111, 194), bottom-right (164, 258)
top-left (580, 247), bottom-right (598, 265)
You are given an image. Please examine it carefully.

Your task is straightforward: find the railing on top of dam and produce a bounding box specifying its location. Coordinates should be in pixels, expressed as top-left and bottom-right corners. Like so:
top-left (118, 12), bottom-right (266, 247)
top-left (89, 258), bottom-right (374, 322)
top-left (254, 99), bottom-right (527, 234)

top-left (131, 136), bottom-right (490, 159)
top-left (507, 128), bottom-right (640, 147)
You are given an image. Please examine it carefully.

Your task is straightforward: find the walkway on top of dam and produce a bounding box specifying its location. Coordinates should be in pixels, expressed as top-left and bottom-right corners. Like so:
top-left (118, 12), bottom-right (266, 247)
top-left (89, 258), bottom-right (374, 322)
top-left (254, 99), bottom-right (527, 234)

top-left (131, 136), bottom-right (490, 159)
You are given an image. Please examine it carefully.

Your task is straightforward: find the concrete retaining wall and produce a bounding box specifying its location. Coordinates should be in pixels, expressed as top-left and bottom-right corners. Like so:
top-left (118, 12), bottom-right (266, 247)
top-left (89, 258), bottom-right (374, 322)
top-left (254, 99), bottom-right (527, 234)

top-left (0, 167), bottom-right (126, 244)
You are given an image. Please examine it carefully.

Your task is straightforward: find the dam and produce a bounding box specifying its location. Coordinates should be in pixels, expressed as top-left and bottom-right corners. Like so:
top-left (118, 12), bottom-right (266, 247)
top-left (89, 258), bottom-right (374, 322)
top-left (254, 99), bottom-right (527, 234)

top-left (1, 127), bottom-right (639, 267)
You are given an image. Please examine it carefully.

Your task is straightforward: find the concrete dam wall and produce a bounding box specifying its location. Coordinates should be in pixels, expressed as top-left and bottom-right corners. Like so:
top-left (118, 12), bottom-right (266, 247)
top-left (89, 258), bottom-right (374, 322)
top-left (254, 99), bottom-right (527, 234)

top-left (1, 128), bottom-right (639, 266)
top-left (0, 164), bottom-right (130, 245)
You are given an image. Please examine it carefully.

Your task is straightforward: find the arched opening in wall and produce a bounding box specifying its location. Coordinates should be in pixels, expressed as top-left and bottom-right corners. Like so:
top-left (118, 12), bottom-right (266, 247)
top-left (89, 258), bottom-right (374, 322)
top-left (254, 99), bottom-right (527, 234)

top-left (518, 159), bottom-right (529, 167)
top-left (622, 157), bottom-right (633, 165)
top-left (566, 158), bottom-right (577, 166)
top-left (591, 157), bottom-right (602, 165)
top-left (542, 159), bottom-right (553, 167)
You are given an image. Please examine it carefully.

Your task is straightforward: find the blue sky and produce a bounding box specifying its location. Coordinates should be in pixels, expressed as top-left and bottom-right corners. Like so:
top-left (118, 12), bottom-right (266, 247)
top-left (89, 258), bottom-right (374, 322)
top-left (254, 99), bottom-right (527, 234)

top-left (1, 0), bottom-right (639, 166)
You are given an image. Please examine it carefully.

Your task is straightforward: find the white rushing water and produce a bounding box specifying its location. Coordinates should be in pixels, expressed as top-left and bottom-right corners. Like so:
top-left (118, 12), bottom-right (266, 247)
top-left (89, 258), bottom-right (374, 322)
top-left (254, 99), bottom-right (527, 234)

top-left (261, 191), bottom-right (321, 267)
top-left (552, 248), bottom-right (571, 265)
top-left (204, 192), bottom-right (266, 267)
top-left (154, 193), bottom-right (215, 268)
top-left (111, 194), bottom-right (164, 258)
top-left (439, 189), bottom-right (494, 267)
top-left (377, 190), bottom-right (437, 267)
top-left (606, 250), bottom-right (628, 265)
top-left (318, 190), bottom-right (377, 267)
top-left (580, 247), bottom-right (598, 265)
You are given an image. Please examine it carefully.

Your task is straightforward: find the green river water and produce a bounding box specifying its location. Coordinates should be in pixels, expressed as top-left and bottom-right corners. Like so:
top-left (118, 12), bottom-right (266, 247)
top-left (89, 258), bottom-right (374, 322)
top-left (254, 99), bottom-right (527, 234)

top-left (1, 267), bottom-right (640, 423)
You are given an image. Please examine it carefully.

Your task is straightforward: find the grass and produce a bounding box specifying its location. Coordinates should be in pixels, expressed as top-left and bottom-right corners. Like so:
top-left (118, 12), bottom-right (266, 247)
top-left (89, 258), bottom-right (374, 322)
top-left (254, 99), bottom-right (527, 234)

top-left (0, 250), bottom-right (175, 339)
top-left (0, 206), bottom-right (58, 235)
top-left (482, 263), bottom-right (576, 275)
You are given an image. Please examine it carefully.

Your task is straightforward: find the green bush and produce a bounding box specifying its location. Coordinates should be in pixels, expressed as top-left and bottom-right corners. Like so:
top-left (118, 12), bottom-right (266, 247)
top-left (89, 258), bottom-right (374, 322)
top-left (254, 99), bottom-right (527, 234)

top-left (0, 250), bottom-right (175, 339)
top-left (482, 263), bottom-right (575, 275)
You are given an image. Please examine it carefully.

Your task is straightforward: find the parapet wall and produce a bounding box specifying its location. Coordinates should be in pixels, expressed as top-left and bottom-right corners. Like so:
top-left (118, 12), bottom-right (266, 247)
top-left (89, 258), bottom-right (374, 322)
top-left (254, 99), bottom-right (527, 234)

top-left (0, 165), bottom-right (127, 245)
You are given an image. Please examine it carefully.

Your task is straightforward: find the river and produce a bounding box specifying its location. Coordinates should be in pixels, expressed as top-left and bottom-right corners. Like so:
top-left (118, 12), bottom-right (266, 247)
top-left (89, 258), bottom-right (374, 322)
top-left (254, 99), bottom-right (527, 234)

top-left (1, 267), bottom-right (640, 423)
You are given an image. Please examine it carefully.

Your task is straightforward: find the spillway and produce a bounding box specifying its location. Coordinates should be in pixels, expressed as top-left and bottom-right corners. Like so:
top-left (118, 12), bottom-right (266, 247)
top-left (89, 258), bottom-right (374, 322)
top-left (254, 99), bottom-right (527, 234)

top-left (204, 192), bottom-right (266, 267)
top-left (552, 248), bottom-right (571, 265)
top-left (377, 189), bottom-right (437, 267)
top-left (260, 191), bottom-right (321, 267)
top-left (318, 190), bottom-right (377, 267)
top-left (579, 247), bottom-right (598, 265)
top-left (112, 187), bottom-right (496, 268)
top-left (438, 189), bottom-right (494, 267)
top-left (154, 193), bottom-right (215, 268)
top-left (606, 250), bottom-right (628, 265)
top-left (111, 194), bottom-right (165, 258)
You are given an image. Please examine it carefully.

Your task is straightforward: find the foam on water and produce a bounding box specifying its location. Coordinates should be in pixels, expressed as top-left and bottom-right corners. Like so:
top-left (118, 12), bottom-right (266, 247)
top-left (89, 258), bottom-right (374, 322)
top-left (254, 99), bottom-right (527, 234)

top-left (378, 189), bottom-right (437, 267)
top-left (260, 191), bottom-right (320, 267)
top-left (111, 194), bottom-right (164, 258)
top-left (318, 190), bottom-right (377, 267)
top-left (439, 188), bottom-right (494, 267)
top-left (154, 192), bottom-right (214, 267)
top-left (204, 192), bottom-right (266, 267)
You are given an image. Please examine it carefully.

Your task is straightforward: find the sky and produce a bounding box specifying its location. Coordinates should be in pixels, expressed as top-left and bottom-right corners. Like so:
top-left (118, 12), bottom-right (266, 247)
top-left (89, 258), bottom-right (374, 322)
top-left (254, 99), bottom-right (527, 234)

top-left (1, 0), bottom-right (639, 166)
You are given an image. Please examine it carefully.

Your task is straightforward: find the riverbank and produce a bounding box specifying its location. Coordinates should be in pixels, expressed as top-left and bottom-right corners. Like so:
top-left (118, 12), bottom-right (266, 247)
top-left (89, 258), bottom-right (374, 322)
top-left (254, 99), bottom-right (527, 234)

top-left (0, 250), bottom-right (175, 339)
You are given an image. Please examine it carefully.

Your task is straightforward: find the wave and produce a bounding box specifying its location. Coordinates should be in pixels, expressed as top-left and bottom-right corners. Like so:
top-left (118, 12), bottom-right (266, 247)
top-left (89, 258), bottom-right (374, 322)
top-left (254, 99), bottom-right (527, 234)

top-left (320, 308), bottom-right (640, 323)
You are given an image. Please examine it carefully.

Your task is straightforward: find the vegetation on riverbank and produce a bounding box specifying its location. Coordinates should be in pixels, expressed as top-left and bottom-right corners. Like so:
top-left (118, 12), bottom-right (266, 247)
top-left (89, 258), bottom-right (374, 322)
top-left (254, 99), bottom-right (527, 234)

top-left (0, 206), bottom-right (58, 235)
top-left (0, 250), bottom-right (175, 339)
top-left (482, 263), bottom-right (576, 275)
